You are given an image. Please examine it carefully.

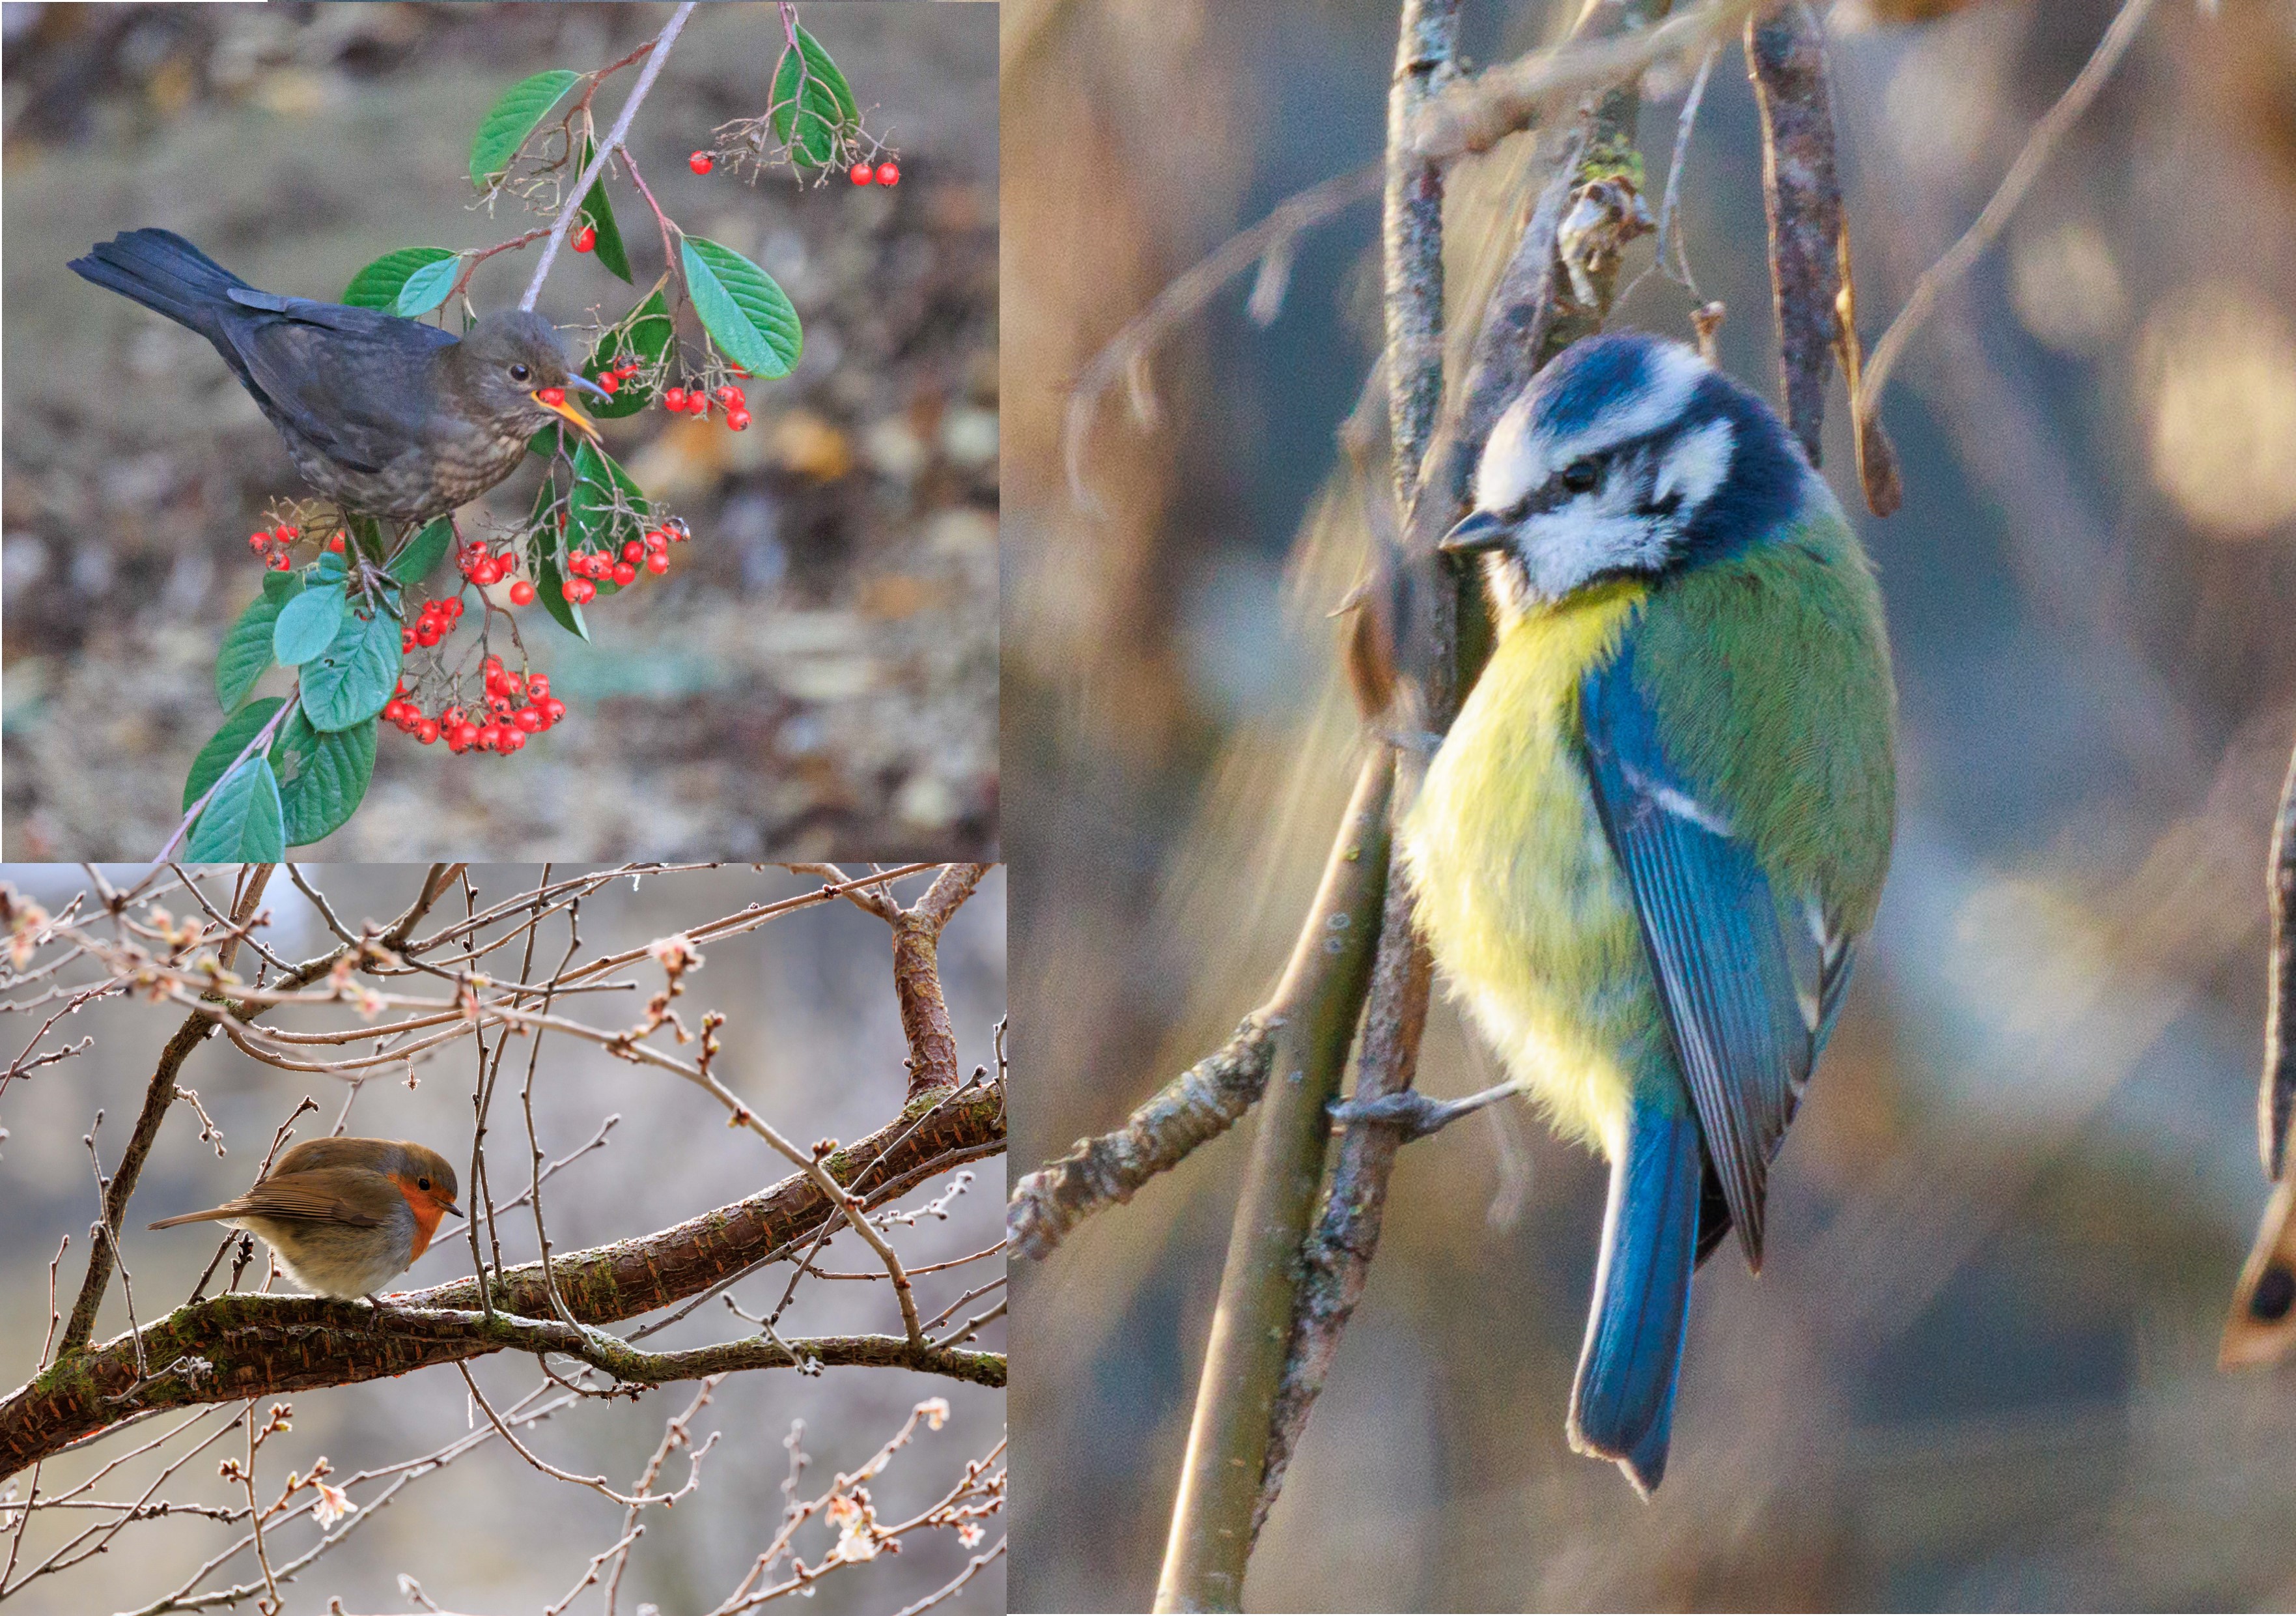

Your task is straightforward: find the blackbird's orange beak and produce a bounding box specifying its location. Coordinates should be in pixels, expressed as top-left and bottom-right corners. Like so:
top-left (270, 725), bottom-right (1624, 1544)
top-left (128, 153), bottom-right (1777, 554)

top-left (533, 386), bottom-right (604, 444)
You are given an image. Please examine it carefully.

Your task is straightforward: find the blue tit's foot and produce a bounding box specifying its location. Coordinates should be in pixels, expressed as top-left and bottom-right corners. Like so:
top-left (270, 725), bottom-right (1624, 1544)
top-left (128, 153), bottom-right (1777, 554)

top-left (1328, 1081), bottom-right (1519, 1142)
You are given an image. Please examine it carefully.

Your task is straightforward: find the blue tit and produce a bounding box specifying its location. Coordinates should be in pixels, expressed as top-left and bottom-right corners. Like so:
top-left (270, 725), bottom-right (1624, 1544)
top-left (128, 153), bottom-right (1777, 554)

top-left (1397, 331), bottom-right (1896, 1496)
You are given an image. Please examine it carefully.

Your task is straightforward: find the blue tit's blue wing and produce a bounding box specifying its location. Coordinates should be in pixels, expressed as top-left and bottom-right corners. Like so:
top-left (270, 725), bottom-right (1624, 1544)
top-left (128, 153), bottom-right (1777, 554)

top-left (1579, 629), bottom-right (1823, 1270)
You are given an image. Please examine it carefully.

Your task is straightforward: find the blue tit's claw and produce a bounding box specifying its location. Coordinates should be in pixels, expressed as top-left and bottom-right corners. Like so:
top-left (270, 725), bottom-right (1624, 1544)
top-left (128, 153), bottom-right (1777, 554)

top-left (1328, 1083), bottom-right (1519, 1142)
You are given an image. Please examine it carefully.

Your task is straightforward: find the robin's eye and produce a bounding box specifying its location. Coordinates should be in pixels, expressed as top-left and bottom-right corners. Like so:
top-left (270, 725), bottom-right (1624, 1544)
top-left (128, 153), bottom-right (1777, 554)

top-left (417, 1176), bottom-right (432, 1191)
top-left (510, 363), bottom-right (531, 383)
top-left (1560, 458), bottom-right (1600, 493)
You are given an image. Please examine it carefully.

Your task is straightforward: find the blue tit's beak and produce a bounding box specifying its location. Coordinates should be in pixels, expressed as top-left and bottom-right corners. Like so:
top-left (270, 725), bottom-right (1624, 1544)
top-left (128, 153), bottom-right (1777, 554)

top-left (1439, 507), bottom-right (1513, 556)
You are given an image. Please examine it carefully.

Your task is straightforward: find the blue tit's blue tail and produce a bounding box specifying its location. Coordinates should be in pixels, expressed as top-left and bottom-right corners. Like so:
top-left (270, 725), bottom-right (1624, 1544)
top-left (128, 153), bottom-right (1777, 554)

top-left (1567, 1095), bottom-right (1702, 1499)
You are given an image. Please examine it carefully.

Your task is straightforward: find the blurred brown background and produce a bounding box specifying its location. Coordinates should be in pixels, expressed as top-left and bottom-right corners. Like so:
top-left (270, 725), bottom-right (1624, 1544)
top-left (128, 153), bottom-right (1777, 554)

top-left (1007, 0), bottom-right (2296, 1608)
top-left (0, 863), bottom-right (1006, 1615)
top-left (1, 1), bottom-right (998, 859)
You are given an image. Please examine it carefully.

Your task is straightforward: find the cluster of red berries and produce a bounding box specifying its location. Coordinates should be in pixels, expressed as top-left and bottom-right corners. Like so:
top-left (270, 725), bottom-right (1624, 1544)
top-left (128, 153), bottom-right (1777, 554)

top-left (561, 526), bottom-right (680, 602)
top-left (246, 524), bottom-right (304, 571)
top-left (660, 381), bottom-right (750, 430)
top-left (402, 594), bottom-right (466, 653)
top-left (850, 160), bottom-right (900, 187)
top-left (690, 150), bottom-right (714, 175)
top-left (593, 357), bottom-right (643, 397)
top-left (453, 541), bottom-right (540, 608)
top-left (384, 660), bottom-right (565, 754)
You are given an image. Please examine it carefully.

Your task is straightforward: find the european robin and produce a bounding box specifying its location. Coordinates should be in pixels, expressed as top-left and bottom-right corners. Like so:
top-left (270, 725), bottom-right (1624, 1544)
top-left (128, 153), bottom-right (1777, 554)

top-left (148, 1137), bottom-right (462, 1303)
top-left (68, 229), bottom-right (610, 523)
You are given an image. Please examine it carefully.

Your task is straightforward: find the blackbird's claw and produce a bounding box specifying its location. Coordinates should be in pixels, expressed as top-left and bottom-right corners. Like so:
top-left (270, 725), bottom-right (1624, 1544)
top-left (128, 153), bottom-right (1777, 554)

top-left (1328, 1081), bottom-right (1521, 1142)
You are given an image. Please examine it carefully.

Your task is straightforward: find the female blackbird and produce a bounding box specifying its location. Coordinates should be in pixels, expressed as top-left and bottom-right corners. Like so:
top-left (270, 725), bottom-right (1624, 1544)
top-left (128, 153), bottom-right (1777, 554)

top-left (148, 1136), bottom-right (462, 1302)
top-left (70, 228), bottom-right (609, 523)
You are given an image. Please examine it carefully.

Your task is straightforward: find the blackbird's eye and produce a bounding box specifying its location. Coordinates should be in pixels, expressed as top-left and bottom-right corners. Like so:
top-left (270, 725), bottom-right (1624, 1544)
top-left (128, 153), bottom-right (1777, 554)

top-left (509, 363), bottom-right (531, 383)
top-left (417, 1176), bottom-right (432, 1192)
top-left (1560, 458), bottom-right (1600, 494)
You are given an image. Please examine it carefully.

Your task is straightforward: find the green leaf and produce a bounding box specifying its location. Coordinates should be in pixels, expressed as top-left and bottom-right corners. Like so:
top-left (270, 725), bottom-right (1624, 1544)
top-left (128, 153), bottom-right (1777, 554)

top-left (581, 284), bottom-right (673, 418)
top-left (275, 710), bottom-right (377, 847)
top-left (186, 756), bottom-right (286, 862)
top-left (525, 478), bottom-right (589, 642)
top-left (273, 582), bottom-right (346, 666)
top-left (298, 605), bottom-right (402, 733)
top-left (680, 236), bottom-right (802, 380)
top-left (770, 23), bottom-right (858, 168)
top-left (261, 568), bottom-right (305, 606)
top-left (568, 440), bottom-right (650, 596)
top-left (184, 698), bottom-right (286, 811)
top-left (470, 69), bottom-right (582, 188)
top-left (342, 248), bottom-right (460, 311)
top-left (576, 136), bottom-right (634, 286)
top-left (216, 594), bottom-right (282, 713)
top-left (387, 518), bottom-right (456, 586)
top-left (393, 255), bottom-right (461, 319)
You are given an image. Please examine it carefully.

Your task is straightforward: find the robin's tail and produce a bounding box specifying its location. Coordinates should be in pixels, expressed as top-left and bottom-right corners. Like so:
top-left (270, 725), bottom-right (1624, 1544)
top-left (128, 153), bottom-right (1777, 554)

top-left (147, 1206), bottom-right (239, 1230)
top-left (68, 229), bottom-right (256, 332)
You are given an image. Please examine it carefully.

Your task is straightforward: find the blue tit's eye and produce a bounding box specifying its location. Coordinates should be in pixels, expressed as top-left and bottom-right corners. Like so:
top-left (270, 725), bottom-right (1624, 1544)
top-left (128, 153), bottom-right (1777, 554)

top-left (1560, 458), bottom-right (1599, 493)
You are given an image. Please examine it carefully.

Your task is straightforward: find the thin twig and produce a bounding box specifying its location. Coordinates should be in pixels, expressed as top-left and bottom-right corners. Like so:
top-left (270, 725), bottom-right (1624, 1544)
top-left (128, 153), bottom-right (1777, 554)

top-left (1856, 0), bottom-right (2157, 425)
top-left (520, 4), bottom-right (698, 311)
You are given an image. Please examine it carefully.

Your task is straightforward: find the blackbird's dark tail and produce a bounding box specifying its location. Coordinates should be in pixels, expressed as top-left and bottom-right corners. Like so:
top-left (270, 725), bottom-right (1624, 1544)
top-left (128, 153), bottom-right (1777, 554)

top-left (68, 228), bottom-right (255, 332)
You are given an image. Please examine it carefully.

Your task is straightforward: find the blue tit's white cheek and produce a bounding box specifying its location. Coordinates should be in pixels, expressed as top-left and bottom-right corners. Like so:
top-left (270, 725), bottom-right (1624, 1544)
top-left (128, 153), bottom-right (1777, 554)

top-left (1514, 479), bottom-right (1672, 602)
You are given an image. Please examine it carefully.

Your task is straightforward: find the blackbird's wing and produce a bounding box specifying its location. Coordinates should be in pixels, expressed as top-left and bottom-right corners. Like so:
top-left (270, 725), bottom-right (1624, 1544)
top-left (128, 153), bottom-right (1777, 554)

top-left (1579, 627), bottom-right (1827, 1273)
top-left (217, 291), bottom-right (456, 474)
top-left (225, 1168), bottom-right (393, 1227)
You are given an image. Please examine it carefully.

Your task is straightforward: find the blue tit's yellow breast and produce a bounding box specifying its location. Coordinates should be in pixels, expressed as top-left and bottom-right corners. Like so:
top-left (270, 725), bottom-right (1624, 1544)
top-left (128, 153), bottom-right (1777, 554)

top-left (1399, 580), bottom-right (1662, 1159)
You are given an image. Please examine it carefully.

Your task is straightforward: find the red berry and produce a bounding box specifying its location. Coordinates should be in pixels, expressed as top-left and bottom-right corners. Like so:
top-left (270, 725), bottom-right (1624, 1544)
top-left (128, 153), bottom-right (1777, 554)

top-left (513, 709), bottom-right (544, 734)
top-left (537, 386), bottom-right (566, 406)
top-left (621, 539), bottom-right (643, 563)
top-left (598, 373), bottom-right (620, 395)
top-left (545, 697), bottom-right (568, 722)
top-left (417, 720), bottom-right (440, 744)
top-left (270, 554), bottom-right (291, 571)
top-left (721, 385), bottom-right (746, 408)
top-left (561, 580), bottom-right (581, 602)
top-left (326, 534), bottom-right (345, 553)
top-left (572, 225), bottom-right (596, 254)
top-left (645, 550), bottom-right (669, 576)
top-left (850, 162), bottom-right (873, 186)
top-left (611, 561), bottom-right (637, 586)
top-left (249, 532), bottom-right (269, 552)
top-left (401, 629), bottom-right (415, 651)
top-left (726, 409), bottom-right (751, 431)
top-left (574, 578), bottom-right (597, 604)
top-left (664, 388), bottom-right (687, 412)
top-left (447, 599), bottom-right (465, 618)
top-left (278, 526), bottom-right (300, 543)
top-left (509, 579), bottom-right (536, 606)
top-left (527, 675), bottom-right (549, 696)
top-left (875, 161), bottom-right (900, 186)
top-left (503, 672), bottom-right (525, 696)
top-left (474, 560), bottom-right (501, 586)
top-left (501, 728), bottom-right (527, 753)
top-left (690, 150), bottom-right (714, 175)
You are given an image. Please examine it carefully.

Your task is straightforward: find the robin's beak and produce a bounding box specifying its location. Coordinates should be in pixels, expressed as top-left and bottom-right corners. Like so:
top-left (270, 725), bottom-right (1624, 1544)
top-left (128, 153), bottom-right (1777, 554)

top-left (437, 1195), bottom-right (465, 1219)
top-left (1439, 507), bottom-right (1515, 556)
top-left (533, 381), bottom-right (605, 444)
